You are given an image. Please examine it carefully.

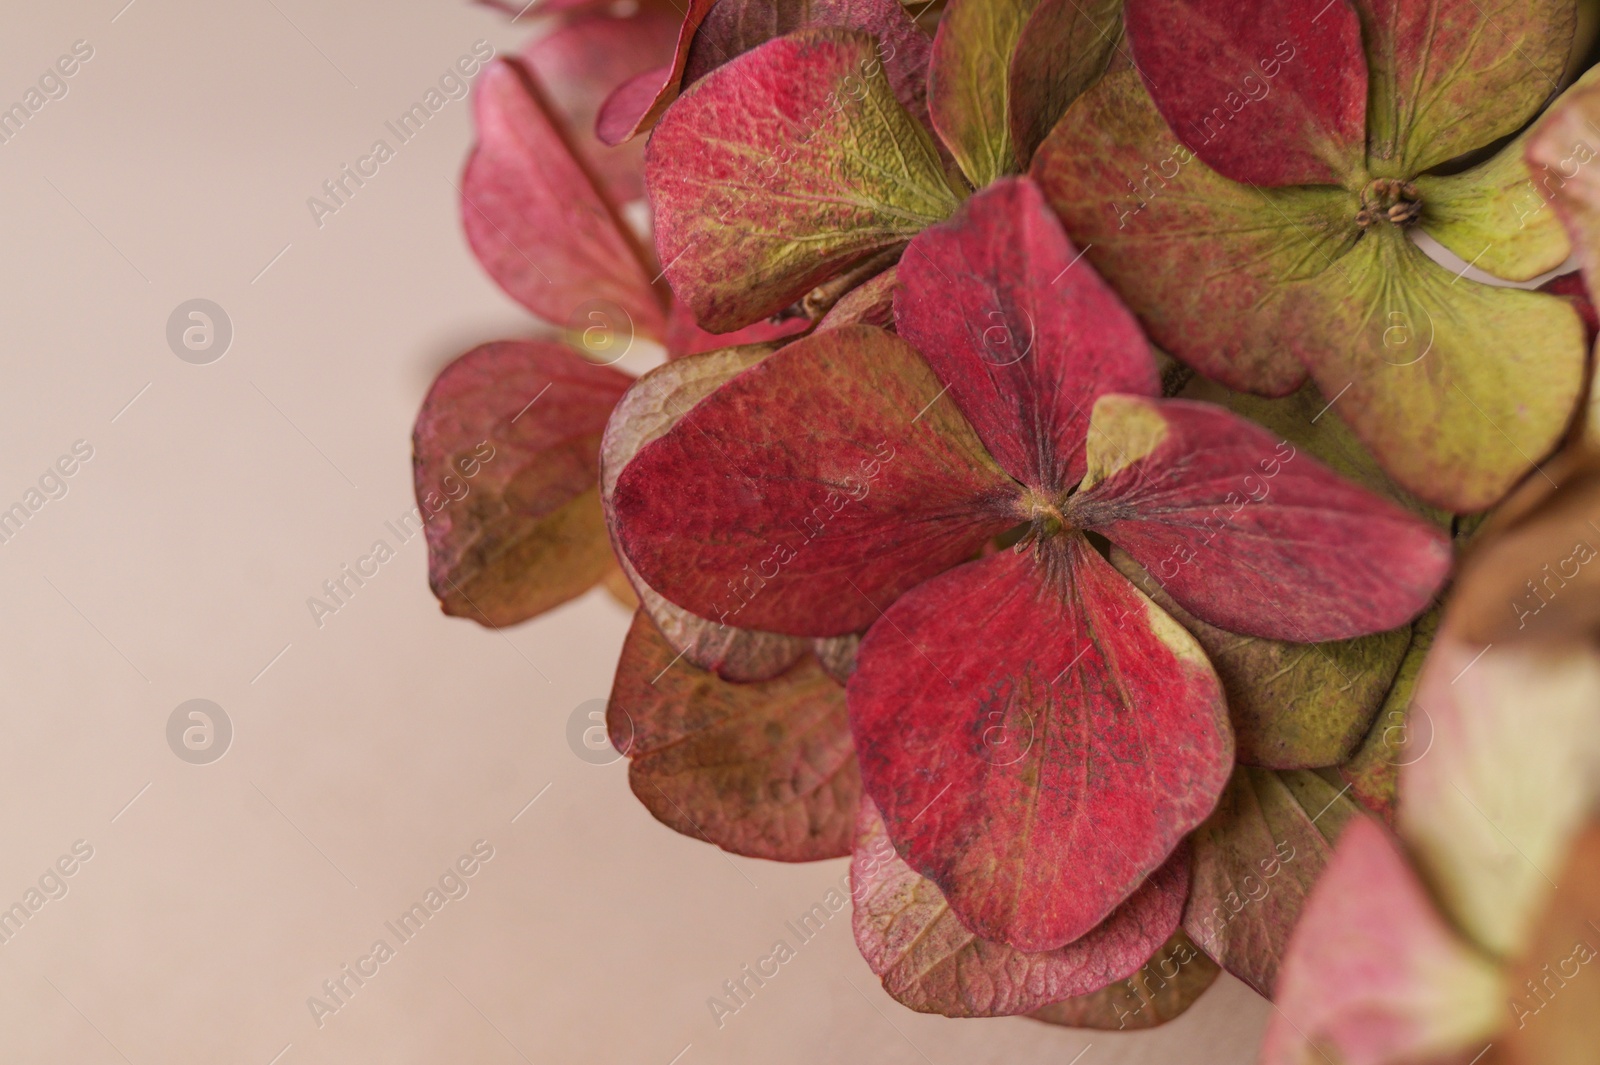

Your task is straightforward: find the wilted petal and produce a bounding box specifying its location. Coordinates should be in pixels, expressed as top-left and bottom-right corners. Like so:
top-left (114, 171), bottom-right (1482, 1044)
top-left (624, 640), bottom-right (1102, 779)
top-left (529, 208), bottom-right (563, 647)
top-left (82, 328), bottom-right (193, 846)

top-left (609, 611), bottom-right (859, 861)
top-left (1029, 930), bottom-right (1220, 1031)
top-left (413, 341), bottom-right (631, 626)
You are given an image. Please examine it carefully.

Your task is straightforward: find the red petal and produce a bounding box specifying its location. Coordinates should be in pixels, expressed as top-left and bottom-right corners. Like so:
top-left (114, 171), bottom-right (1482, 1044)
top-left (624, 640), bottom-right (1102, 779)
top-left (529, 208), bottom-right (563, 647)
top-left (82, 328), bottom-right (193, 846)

top-left (851, 796), bottom-right (1188, 1016)
top-left (682, 0), bottom-right (932, 122)
top-left (662, 299), bottom-right (810, 359)
top-left (522, 9), bottom-right (679, 204)
top-left (600, 344), bottom-right (813, 681)
top-left (613, 324), bottom-right (1017, 636)
top-left (848, 540), bottom-right (1232, 951)
top-left (895, 177), bottom-right (1159, 492)
top-left (594, 0), bottom-right (719, 145)
top-left (463, 60), bottom-right (666, 336)
top-left (610, 610), bottom-right (859, 861)
top-left (412, 341), bottom-right (632, 626)
top-left (1068, 395), bottom-right (1450, 642)
top-left (1123, 0), bottom-right (1368, 186)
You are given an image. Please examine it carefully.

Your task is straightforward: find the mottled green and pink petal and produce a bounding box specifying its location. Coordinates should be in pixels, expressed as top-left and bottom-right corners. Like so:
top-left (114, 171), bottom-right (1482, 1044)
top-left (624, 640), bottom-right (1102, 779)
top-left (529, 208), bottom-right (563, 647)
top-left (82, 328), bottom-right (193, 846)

top-left (647, 29), bottom-right (962, 332)
top-left (1353, 0), bottom-right (1575, 176)
top-left (1033, 70), bottom-right (1333, 396)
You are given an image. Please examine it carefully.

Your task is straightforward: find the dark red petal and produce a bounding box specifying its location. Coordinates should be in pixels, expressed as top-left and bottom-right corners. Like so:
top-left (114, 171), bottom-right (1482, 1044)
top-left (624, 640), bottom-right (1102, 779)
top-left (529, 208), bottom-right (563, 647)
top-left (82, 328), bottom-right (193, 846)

top-left (613, 324), bottom-right (1017, 636)
top-left (521, 9), bottom-right (679, 204)
top-left (848, 540), bottom-right (1232, 951)
top-left (1069, 395), bottom-right (1450, 642)
top-left (1123, 0), bottom-right (1368, 186)
top-left (851, 796), bottom-right (1188, 1017)
top-left (462, 60), bottom-right (666, 337)
top-left (593, 0), bottom-right (719, 145)
top-left (609, 610), bottom-right (859, 861)
top-left (1540, 272), bottom-right (1600, 344)
top-left (412, 341), bottom-right (632, 626)
top-left (895, 177), bottom-right (1158, 493)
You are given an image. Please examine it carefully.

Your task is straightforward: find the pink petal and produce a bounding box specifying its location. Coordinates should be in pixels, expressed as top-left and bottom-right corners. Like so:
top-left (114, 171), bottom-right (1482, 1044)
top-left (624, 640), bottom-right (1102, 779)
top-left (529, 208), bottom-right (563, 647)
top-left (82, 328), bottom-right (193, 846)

top-left (1262, 817), bottom-right (1503, 1065)
top-left (462, 59), bottom-right (667, 337)
top-left (522, 9), bottom-right (680, 204)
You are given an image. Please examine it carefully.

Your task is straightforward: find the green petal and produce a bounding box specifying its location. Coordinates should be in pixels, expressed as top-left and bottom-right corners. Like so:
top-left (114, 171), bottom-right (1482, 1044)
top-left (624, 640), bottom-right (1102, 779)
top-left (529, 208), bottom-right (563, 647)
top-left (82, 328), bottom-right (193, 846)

top-left (1353, 0), bottom-right (1576, 177)
top-left (1417, 123), bottom-right (1574, 282)
top-left (1299, 225), bottom-right (1585, 511)
top-left (1416, 67), bottom-right (1600, 282)
top-left (1338, 607), bottom-right (1439, 825)
top-left (927, 0), bottom-right (1032, 188)
top-left (1115, 548), bottom-right (1411, 770)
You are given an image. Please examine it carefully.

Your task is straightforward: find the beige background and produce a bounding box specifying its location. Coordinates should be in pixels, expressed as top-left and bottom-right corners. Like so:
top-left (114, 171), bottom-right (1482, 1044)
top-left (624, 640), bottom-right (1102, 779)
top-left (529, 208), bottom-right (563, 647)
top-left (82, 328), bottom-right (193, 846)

top-left (0, 2), bottom-right (1270, 1062)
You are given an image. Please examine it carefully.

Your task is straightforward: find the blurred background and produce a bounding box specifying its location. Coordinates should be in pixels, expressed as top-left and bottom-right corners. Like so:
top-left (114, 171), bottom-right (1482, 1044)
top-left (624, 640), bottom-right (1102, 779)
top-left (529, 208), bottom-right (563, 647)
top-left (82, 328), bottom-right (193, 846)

top-left (0, 3), bottom-right (1267, 1061)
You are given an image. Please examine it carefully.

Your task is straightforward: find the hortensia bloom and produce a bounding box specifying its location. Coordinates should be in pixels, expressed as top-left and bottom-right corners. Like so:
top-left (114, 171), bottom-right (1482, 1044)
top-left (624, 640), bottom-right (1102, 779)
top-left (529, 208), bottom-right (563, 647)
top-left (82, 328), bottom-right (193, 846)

top-left (608, 176), bottom-right (1450, 967)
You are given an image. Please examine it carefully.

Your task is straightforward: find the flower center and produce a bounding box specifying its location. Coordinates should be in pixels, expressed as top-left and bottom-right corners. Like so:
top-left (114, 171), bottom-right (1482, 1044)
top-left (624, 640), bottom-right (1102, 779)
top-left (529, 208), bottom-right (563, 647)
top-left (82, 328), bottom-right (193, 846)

top-left (1013, 488), bottom-right (1070, 545)
top-left (1356, 178), bottom-right (1422, 228)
